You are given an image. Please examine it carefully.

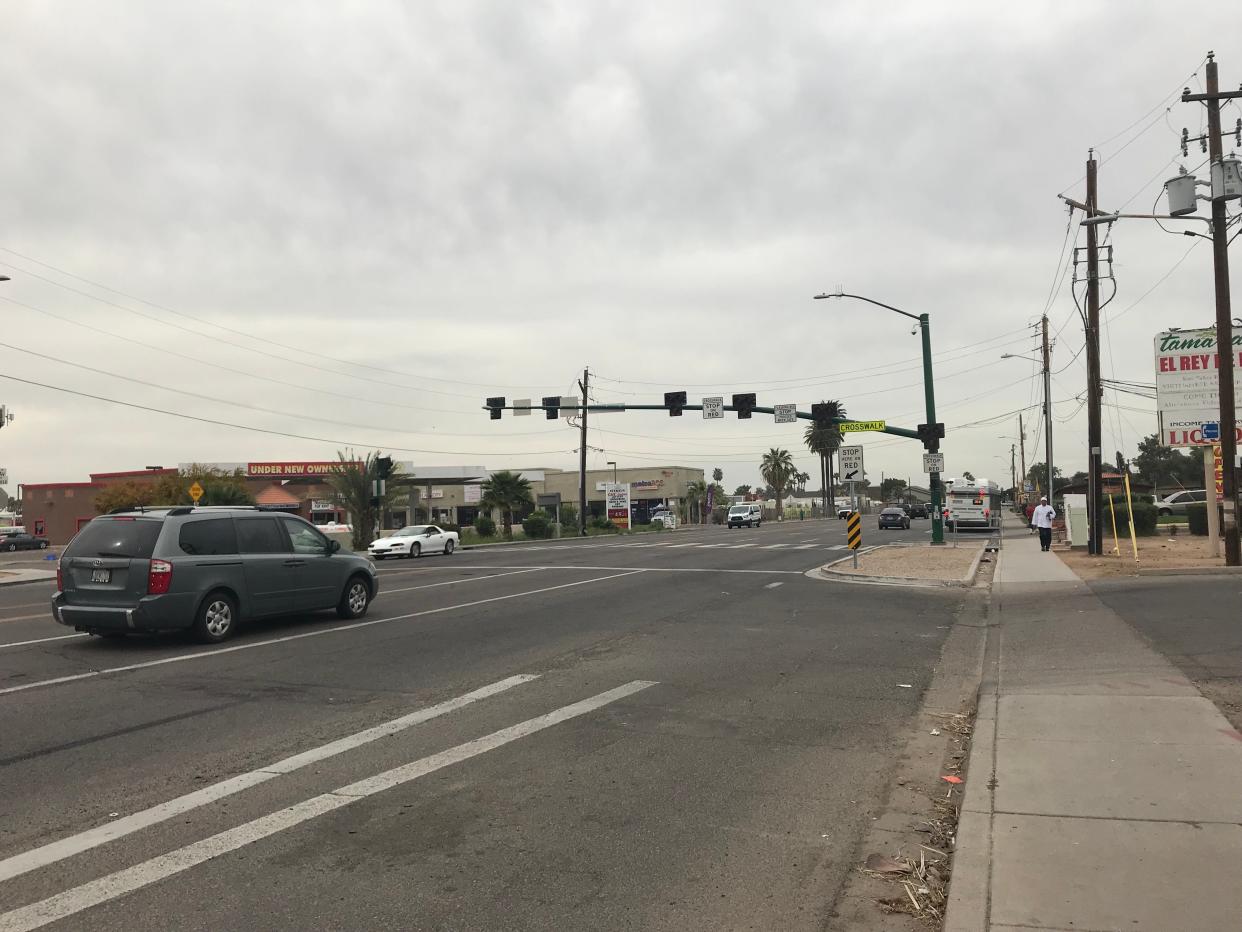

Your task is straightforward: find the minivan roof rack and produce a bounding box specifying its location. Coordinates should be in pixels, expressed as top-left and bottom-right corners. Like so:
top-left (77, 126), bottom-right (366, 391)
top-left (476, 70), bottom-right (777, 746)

top-left (107, 506), bottom-right (146, 515)
top-left (191, 505), bottom-right (262, 511)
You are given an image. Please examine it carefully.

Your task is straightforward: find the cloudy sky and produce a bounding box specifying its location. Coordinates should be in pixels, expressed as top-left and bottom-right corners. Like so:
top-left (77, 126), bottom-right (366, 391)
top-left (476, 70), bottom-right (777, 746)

top-left (2, 2), bottom-right (1239, 496)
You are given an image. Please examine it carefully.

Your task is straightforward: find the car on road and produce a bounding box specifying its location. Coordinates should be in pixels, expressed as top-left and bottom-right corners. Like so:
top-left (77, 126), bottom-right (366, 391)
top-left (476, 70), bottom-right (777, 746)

top-left (1156, 489), bottom-right (1207, 516)
top-left (51, 507), bottom-right (377, 643)
top-left (878, 507), bottom-right (911, 530)
top-left (368, 524), bottom-right (460, 559)
top-left (650, 508), bottom-right (677, 529)
top-left (1, 531), bottom-right (50, 551)
top-left (837, 506), bottom-right (853, 519)
top-left (908, 502), bottom-right (928, 519)
top-left (727, 503), bottom-right (763, 528)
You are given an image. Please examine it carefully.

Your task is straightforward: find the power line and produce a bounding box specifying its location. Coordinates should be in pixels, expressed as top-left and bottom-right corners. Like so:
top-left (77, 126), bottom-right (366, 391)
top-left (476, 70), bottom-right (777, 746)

top-left (0, 246), bottom-right (551, 392)
top-left (0, 373), bottom-right (577, 458)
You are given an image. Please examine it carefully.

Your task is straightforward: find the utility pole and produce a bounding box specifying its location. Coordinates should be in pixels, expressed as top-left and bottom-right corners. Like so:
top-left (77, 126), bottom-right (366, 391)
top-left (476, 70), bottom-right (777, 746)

top-left (1018, 412), bottom-right (1027, 501)
top-left (1041, 314), bottom-right (1055, 510)
top-left (1183, 52), bottom-right (1242, 565)
top-left (1010, 443), bottom-right (1016, 498)
top-left (1085, 152), bottom-right (1104, 555)
top-left (578, 368), bottom-right (589, 537)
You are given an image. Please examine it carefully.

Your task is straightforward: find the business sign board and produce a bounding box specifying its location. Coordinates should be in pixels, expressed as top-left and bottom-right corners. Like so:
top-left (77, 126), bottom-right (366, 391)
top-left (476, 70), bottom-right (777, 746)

top-left (1214, 444), bottom-right (1224, 502)
top-left (310, 500), bottom-right (339, 512)
top-left (702, 396), bottom-right (724, 419)
top-left (605, 482), bottom-right (631, 530)
top-left (773, 404), bottom-right (796, 424)
top-left (464, 484), bottom-right (482, 504)
top-left (0, 468), bottom-right (8, 485)
top-left (247, 461), bottom-right (352, 477)
top-left (1154, 327), bottom-right (1242, 446)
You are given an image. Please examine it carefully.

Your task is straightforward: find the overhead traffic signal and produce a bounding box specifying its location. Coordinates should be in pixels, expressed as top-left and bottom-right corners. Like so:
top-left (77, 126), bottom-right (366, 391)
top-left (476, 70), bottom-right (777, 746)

top-left (542, 395), bottom-right (561, 420)
top-left (664, 391), bottom-right (687, 416)
top-left (376, 456), bottom-right (394, 479)
top-left (917, 422), bottom-right (946, 451)
top-left (811, 402), bottom-right (834, 426)
top-left (486, 397), bottom-right (505, 420)
top-left (732, 393), bottom-right (756, 419)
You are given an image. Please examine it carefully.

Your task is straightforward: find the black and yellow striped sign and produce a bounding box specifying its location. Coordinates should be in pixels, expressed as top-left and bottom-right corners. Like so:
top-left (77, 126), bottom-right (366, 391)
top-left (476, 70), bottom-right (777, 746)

top-left (846, 511), bottom-right (862, 549)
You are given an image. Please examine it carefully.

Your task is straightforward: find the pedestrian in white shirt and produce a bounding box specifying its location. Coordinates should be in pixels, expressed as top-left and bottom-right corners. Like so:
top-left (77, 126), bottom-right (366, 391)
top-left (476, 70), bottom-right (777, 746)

top-left (1031, 497), bottom-right (1057, 552)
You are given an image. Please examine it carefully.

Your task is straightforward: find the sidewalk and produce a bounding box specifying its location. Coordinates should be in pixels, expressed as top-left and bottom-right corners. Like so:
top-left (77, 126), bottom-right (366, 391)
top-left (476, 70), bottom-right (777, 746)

top-left (946, 522), bottom-right (1242, 931)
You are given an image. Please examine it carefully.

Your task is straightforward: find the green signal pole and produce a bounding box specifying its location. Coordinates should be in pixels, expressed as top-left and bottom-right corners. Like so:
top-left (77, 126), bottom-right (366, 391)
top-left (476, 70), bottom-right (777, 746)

top-left (920, 312), bottom-right (944, 545)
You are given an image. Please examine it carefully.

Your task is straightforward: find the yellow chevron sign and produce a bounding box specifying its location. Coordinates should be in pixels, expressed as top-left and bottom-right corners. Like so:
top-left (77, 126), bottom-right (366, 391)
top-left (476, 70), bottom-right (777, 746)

top-left (846, 512), bottom-right (862, 549)
top-left (839, 420), bottom-right (886, 433)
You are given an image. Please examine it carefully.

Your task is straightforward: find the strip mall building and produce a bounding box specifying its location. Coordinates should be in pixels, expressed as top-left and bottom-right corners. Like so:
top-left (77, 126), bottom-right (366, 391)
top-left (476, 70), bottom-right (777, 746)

top-left (21, 461), bottom-right (703, 544)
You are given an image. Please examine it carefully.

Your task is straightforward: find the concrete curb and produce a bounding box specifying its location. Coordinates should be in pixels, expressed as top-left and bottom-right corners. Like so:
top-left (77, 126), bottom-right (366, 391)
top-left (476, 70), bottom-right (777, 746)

top-left (1136, 564), bottom-right (1242, 576)
top-left (0, 572), bottom-right (57, 588)
top-left (812, 542), bottom-right (988, 590)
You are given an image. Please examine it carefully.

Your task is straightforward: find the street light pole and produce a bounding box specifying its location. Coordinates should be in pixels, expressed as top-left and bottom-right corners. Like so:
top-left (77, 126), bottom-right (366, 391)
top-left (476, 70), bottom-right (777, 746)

top-left (814, 292), bottom-right (944, 545)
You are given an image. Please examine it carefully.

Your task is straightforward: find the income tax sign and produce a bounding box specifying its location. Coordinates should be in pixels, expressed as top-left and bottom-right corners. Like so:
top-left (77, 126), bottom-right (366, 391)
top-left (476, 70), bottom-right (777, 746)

top-left (1154, 327), bottom-right (1242, 446)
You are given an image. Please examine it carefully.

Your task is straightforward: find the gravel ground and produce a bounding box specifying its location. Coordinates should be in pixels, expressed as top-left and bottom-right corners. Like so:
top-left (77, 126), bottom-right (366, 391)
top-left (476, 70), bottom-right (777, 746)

top-left (831, 543), bottom-right (983, 580)
top-left (1057, 534), bottom-right (1227, 578)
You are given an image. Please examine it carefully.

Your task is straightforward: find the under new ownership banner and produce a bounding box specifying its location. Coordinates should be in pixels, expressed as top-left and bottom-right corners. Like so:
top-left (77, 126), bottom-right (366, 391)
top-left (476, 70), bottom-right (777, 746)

top-left (1155, 327), bottom-right (1242, 446)
top-left (605, 482), bottom-right (630, 530)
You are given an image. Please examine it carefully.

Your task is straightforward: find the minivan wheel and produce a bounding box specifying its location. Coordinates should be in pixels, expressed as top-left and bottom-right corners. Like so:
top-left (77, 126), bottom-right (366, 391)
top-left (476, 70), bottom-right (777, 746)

top-left (194, 592), bottom-right (237, 644)
top-left (337, 576), bottom-right (371, 619)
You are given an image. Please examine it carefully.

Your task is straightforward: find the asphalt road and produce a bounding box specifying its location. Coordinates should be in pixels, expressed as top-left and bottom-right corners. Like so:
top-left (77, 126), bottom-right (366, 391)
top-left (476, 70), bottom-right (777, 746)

top-left (0, 517), bottom-right (965, 931)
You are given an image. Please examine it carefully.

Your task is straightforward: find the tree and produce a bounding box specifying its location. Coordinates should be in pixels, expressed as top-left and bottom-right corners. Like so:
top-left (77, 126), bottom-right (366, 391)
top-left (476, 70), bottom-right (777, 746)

top-left (1024, 463), bottom-right (1064, 495)
top-left (1132, 432), bottom-right (1203, 493)
top-left (684, 479), bottom-right (708, 524)
top-left (880, 477), bottom-right (908, 501)
top-left (760, 448), bottom-right (796, 517)
top-left (481, 470), bottom-right (533, 539)
top-left (95, 466), bottom-right (255, 515)
top-left (95, 480), bottom-right (161, 514)
top-left (962, 470), bottom-right (976, 483)
top-left (712, 467), bottom-right (723, 484)
top-left (326, 450), bottom-right (404, 550)
top-left (733, 484), bottom-right (752, 497)
top-left (804, 400), bottom-right (847, 511)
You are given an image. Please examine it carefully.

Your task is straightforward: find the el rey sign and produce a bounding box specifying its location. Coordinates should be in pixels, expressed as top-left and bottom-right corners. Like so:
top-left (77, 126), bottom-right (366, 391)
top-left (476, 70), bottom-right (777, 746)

top-left (1154, 327), bottom-right (1242, 446)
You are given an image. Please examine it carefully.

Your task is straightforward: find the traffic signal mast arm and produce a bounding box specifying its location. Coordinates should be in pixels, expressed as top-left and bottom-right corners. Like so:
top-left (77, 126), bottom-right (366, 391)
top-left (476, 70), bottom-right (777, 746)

top-left (479, 401), bottom-right (926, 442)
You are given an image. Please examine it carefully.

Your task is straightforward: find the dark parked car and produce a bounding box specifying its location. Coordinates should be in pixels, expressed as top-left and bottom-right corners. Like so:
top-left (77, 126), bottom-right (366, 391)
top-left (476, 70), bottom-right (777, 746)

top-left (878, 507), bottom-right (911, 530)
top-left (51, 507), bottom-right (378, 643)
top-left (1, 532), bottom-right (50, 551)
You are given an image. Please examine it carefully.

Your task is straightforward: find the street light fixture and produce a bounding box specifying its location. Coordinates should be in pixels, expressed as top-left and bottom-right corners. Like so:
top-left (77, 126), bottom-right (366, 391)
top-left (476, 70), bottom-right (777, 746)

top-left (815, 291), bottom-right (944, 544)
top-left (1001, 352), bottom-right (1054, 504)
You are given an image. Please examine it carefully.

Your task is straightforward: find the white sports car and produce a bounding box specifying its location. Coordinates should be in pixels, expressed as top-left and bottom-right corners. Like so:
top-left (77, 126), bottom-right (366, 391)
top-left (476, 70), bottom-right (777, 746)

top-left (368, 524), bottom-right (459, 560)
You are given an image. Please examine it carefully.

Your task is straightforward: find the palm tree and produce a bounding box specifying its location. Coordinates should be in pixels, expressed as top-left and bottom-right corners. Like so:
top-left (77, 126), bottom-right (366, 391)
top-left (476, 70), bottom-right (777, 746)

top-left (804, 400), bottom-right (847, 513)
top-left (684, 479), bottom-right (708, 524)
top-left (760, 448), bottom-right (796, 518)
top-left (481, 470), bottom-right (534, 539)
top-left (712, 467), bottom-right (723, 484)
top-left (326, 450), bottom-right (404, 551)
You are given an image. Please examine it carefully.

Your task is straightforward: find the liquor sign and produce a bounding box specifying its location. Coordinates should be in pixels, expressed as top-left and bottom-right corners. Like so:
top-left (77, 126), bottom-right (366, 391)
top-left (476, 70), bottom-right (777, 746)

top-left (247, 461), bottom-right (352, 477)
top-left (311, 500), bottom-right (338, 512)
top-left (1154, 327), bottom-right (1242, 446)
top-left (1214, 444), bottom-right (1224, 502)
top-left (605, 482), bottom-right (631, 530)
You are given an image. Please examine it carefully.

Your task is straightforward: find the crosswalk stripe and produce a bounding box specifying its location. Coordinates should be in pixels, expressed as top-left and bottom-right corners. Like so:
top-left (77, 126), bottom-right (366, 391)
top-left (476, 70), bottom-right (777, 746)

top-left (794, 544), bottom-right (819, 550)
top-left (760, 544), bottom-right (788, 550)
top-left (828, 544), bottom-right (847, 550)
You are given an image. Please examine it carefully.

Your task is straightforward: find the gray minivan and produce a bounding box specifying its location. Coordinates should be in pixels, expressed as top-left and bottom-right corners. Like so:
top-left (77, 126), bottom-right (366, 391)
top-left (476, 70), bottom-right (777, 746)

top-left (51, 507), bottom-right (378, 643)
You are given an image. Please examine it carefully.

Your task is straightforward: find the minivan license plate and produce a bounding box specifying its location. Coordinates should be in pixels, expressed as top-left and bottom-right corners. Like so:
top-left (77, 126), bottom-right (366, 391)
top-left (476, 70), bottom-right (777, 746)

top-left (91, 569), bottom-right (111, 584)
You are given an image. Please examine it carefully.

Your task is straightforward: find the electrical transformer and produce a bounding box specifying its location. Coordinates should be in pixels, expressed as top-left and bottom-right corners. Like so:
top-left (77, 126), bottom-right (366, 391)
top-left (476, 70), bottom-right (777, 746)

top-left (1165, 173), bottom-right (1199, 216)
top-left (1211, 157), bottom-right (1242, 201)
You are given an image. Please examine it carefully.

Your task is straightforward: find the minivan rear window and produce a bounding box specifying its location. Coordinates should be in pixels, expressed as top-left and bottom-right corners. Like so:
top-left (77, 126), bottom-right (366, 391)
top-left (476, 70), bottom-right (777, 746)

top-left (65, 518), bottom-right (162, 559)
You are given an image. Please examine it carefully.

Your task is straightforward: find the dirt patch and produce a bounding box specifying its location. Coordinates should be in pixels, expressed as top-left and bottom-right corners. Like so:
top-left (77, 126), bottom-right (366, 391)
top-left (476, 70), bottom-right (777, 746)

top-left (1056, 534), bottom-right (1225, 578)
top-left (832, 544), bottom-right (983, 582)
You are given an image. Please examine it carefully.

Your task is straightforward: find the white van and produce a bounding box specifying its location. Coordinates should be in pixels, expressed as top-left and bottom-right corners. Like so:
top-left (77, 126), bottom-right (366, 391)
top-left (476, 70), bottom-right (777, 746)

top-left (727, 503), bottom-right (763, 529)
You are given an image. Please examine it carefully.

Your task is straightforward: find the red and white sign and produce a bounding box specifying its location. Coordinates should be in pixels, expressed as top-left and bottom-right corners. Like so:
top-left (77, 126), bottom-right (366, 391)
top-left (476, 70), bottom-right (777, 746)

top-left (605, 482), bottom-right (630, 530)
top-left (1214, 444), bottom-right (1224, 502)
top-left (246, 462), bottom-right (352, 477)
top-left (1155, 328), bottom-right (1242, 446)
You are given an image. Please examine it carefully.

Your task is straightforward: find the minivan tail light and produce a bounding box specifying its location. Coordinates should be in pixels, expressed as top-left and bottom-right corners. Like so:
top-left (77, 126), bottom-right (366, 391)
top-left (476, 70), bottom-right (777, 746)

top-left (56, 564), bottom-right (63, 591)
top-left (147, 559), bottom-right (173, 595)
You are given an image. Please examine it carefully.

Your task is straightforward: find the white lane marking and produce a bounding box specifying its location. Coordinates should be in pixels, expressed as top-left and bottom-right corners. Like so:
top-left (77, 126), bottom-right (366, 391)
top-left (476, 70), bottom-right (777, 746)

top-left (793, 544), bottom-right (820, 550)
top-left (0, 602), bottom-right (56, 612)
top-left (760, 544), bottom-right (788, 550)
top-left (764, 582), bottom-right (784, 589)
top-left (0, 634), bottom-right (87, 651)
top-left (828, 544), bottom-right (848, 551)
top-left (478, 564), bottom-right (806, 575)
top-left (0, 572), bottom-right (544, 652)
top-left (383, 567), bottom-right (544, 594)
top-left (693, 544), bottom-right (727, 549)
top-left (0, 680), bottom-right (658, 932)
top-left (0, 572), bottom-right (643, 698)
top-left (0, 614), bottom-right (50, 626)
top-left (799, 539), bottom-right (818, 543)
top-left (726, 544), bottom-right (751, 549)
top-left (0, 674), bottom-right (538, 884)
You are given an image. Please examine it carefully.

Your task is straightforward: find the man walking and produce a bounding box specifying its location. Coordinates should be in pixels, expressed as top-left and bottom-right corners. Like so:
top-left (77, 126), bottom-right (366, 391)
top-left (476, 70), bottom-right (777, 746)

top-left (1031, 496), bottom-right (1056, 552)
